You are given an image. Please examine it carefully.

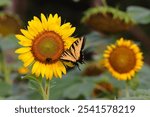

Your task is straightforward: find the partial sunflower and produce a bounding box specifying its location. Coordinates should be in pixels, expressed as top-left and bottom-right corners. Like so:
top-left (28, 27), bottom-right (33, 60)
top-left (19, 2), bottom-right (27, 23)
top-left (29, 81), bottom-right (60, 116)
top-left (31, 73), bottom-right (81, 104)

top-left (92, 81), bottom-right (121, 99)
top-left (81, 6), bottom-right (135, 34)
top-left (82, 60), bottom-right (105, 76)
top-left (92, 81), bottom-right (114, 97)
top-left (0, 13), bottom-right (21, 36)
top-left (18, 67), bottom-right (29, 75)
top-left (103, 38), bottom-right (143, 80)
top-left (15, 13), bottom-right (77, 79)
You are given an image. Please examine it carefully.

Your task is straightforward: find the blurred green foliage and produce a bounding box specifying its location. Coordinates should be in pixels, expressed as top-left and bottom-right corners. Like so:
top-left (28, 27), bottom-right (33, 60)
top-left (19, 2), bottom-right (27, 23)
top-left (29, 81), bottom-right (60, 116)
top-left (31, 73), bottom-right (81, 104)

top-left (127, 6), bottom-right (150, 24)
top-left (0, 0), bottom-right (10, 7)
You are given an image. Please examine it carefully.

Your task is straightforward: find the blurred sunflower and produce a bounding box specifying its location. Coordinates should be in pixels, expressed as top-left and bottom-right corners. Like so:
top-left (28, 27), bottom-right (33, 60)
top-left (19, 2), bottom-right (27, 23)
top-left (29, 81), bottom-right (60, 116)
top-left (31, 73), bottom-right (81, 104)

top-left (18, 67), bottom-right (29, 75)
top-left (15, 13), bottom-right (77, 79)
top-left (92, 81), bottom-right (114, 97)
top-left (82, 60), bottom-right (105, 76)
top-left (92, 81), bottom-right (120, 99)
top-left (82, 6), bottom-right (135, 34)
top-left (103, 38), bottom-right (143, 80)
top-left (0, 13), bottom-right (21, 36)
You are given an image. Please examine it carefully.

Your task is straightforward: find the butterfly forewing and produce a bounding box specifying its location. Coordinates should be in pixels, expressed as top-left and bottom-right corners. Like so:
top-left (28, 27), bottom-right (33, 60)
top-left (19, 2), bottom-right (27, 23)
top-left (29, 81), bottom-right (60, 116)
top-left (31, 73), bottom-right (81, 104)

top-left (73, 37), bottom-right (84, 60)
top-left (60, 37), bottom-right (85, 63)
top-left (60, 49), bottom-right (77, 62)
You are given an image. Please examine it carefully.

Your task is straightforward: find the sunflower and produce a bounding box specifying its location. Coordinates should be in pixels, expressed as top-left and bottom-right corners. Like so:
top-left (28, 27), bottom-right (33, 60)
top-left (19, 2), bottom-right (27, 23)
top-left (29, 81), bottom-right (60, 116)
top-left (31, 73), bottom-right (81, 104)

top-left (15, 13), bottom-right (77, 79)
top-left (103, 38), bottom-right (143, 80)
top-left (81, 6), bottom-right (135, 33)
top-left (0, 13), bottom-right (21, 36)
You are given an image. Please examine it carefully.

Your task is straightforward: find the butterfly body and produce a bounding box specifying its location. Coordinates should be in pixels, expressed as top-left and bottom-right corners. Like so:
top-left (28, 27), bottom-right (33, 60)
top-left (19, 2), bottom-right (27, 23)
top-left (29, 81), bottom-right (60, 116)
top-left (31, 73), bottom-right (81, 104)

top-left (60, 37), bottom-right (85, 69)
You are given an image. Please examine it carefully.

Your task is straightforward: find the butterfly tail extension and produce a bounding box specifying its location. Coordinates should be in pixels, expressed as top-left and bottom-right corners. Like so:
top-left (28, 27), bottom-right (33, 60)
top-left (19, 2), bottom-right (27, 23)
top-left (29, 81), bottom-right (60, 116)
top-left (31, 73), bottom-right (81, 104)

top-left (75, 62), bottom-right (81, 71)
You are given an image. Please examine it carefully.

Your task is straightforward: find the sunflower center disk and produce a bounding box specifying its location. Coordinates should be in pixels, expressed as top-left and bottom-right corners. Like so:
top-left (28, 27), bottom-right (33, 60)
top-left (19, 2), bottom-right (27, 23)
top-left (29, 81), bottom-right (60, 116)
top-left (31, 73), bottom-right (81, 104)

top-left (109, 46), bottom-right (136, 73)
top-left (32, 31), bottom-right (64, 63)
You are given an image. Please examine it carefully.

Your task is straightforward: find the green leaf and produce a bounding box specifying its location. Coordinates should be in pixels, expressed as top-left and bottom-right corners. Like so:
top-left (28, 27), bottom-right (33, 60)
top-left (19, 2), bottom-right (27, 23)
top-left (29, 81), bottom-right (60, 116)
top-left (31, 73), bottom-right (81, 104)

top-left (28, 80), bottom-right (40, 90)
top-left (23, 74), bottom-right (42, 83)
top-left (50, 77), bottom-right (80, 99)
top-left (0, 46), bottom-right (3, 72)
top-left (23, 74), bottom-right (37, 82)
top-left (0, 0), bottom-right (10, 6)
top-left (0, 81), bottom-right (12, 97)
top-left (138, 64), bottom-right (150, 89)
top-left (63, 81), bottom-right (94, 99)
top-left (85, 31), bottom-right (116, 47)
top-left (28, 79), bottom-right (44, 98)
top-left (127, 6), bottom-right (150, 24)
top-left (120, 89), bottom-right (150, 100)
top-left (0, 35), bottom-right (18, 50)
top-left (128, 76), bottom-right (139, 90)
top-left (27, 91), bottom-right (42, 100)
top-left (24, 74), bottom-right (44, 98)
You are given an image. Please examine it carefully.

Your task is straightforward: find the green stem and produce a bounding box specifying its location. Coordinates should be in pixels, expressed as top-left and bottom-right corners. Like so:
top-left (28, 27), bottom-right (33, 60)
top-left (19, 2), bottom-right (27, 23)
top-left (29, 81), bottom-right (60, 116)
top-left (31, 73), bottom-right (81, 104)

top-left (102, 0), bottom-right (108, 7)
top-left (39, 81), bottom-right (46, 100)
top-left (0, 48), bottom-right (11, 84)
top-left (125, 80), bottom-right (130, 98)
top-left (37, 78), bottom-right (50, 100)
top-left (46, 79), bottom-right (50, 100)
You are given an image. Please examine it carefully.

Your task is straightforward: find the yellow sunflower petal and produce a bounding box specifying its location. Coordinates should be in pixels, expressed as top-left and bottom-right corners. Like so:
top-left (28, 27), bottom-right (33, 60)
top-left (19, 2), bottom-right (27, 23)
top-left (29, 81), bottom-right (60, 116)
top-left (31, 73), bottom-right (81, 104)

top-left (18, 67), bottom-right (29, 74)
top-left (27, 26), bottom-right (38, 37)
top-left (41, 13), bottom-right (48, 30)
top-left (33, 16), bottom-right (43, 32)
top-left (47, 14), bottom-right (53, 24)
top-left (47, 14), bottom-right (61, 31)
top-left (44, 65), bottom-right (49, 79)
top-left (106, 45), bottom-right (113, 51)
top-left (55, 61), bottom-right (63, 78)
top-left (48, 14), bottom-right (60, 25)
top-left (35, 62), bottom-right (42, 77)
top-left (21, 29), bottom-right (34, 40)
top-left (64, 37), bottom-right (77, 49)
top-left (46, 64), bottom-right (53, 79)
top-left (136, 53), bottom-right (143, 59)
top-left (117, 38), bottom-right (124, 46)
top-left (41, 63), bottom-right (47, 78)
top-left (53, 14), bottom-right (61, 26)
top-left (28, 20), bottom-right (43, 34)
top-left (24, 57), bottom-right (34, 67)
top-left (18, 40), bottom-right (32, 46)
top-left (33, 16), bottom-right (41, 23)
top-left (32, 61), bottom-right (40, 74)
top-left (53, 14), bottom-right (58, 20)
top-left (103, 53), bottom-right (110, 58)
top-left (52, 64), bottom-right (59, 78)
top-left (16, 34), bottom-right (31, 41)
top-left (62, 27), bottom-right (76, 38)
top-left (60, 22), bottom-right (71, 29)
top-left (57, 61), bottom-right (66, 75)
top-left (18, 52), bottom-right (33, 62)
top-left (15, 47), bottom-right (31, 53)
top-left (43, 65), bottom-right (48, 79)
top-left (125, 40), bottom-right (132, 46)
